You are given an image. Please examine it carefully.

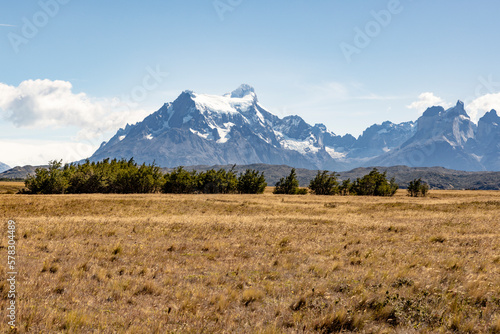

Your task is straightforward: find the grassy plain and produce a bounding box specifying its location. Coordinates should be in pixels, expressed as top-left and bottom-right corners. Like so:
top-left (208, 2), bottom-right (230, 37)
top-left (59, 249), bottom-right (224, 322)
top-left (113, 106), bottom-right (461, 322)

top-left (0, 188), bottom-right (499, 333)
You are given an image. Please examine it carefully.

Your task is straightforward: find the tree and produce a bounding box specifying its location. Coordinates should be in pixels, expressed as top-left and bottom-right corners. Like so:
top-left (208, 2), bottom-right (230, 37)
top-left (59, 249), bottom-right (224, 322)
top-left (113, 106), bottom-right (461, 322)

top-left (237, 169), bottom-right (267, 194)
top-left (24, 160), bottom-right (68, 194)
top-left (197, 167), bottom-right (238, 194)
top-left (309, 171), bottom-right (339, 195)
top-left (339, 178), bottom-right (352, 196)
top-left (274, 168), bottom-right (305, 194)
top-left (163, 167), bottom-right (197, 194)
top-left (350, 168), bottom-right (398, 196)
top-left (407, 178), bottom-right (429, 197)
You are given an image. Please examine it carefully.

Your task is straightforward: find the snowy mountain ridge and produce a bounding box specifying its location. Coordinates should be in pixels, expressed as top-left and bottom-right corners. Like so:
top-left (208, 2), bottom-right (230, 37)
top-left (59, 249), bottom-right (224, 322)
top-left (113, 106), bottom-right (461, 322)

top-left (88, 85), bottom-right (500, 171)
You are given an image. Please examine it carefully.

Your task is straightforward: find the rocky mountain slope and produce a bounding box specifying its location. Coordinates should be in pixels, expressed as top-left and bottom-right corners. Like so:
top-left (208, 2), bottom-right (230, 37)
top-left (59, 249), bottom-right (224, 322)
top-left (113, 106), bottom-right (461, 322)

top-left (0, 162), bottom-right (10, 173)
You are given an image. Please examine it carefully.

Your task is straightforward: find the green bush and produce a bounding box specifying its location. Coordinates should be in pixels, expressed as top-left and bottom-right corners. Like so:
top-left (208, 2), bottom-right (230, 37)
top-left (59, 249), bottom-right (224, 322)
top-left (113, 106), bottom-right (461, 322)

top-left (309, 171), bottom-right (339, 195)
top-left (237, 169), bottom-right (267, 194)
top-left (197, 167), bottom-right (238, 194)
top-left (349, 169), bottom-right (398, 197)
top-left (24, 160), bottom-right (68, 194)
top-left (274, 168), bottom-right (304, 195)
top-left (407, 178), bottom-right (429, 197)
top-left (339, 179), bottom-right (352, 196)
top-left (24, 159), bottom-right (164, 194)
top-left (163, 167), bottom-right (197, 194)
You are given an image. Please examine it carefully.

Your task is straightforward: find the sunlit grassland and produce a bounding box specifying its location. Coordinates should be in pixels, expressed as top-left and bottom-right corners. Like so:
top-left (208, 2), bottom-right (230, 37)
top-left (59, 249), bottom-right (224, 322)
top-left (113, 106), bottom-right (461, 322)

top-left (0, 190), bottom-right (499, 333)
top-left (0, 181), bottom-right (25, 194)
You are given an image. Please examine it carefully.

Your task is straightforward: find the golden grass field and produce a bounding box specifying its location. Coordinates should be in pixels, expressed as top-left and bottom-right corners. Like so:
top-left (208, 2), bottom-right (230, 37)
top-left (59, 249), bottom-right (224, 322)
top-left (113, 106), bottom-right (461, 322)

top-left (0, 181), bottom-right (499, 333)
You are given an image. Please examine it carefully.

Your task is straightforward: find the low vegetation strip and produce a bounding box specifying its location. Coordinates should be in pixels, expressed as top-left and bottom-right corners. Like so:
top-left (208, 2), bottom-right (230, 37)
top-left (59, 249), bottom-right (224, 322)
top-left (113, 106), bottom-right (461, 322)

top-left (21, 160), bottom-right (408, 197)
top-left (0, 190), bottom-right (499, 332)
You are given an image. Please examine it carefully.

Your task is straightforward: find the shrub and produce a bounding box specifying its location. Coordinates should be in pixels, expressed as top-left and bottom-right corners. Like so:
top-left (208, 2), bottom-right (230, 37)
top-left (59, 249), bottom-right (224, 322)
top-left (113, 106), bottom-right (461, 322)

top-left (339, 178), bottom-right (352, 196)
top-left (407, 178), bottom-right (429, 197)
top-left (349, 168), bottom-right (398, 196)
top-left (163, 167), bottom-right (197, 194)
top-left (197, 167), bottom-right (238, 194)
top-left (24, 160), bottom-right (68, 194)
top-left (24, 159), bottom-right (164, 194)
top-left (237, 169), bottom-right (267, 194)
top-left (309, 171), bottom-right (339, 195)
top-left (274, 168), bottom-right (302, 195)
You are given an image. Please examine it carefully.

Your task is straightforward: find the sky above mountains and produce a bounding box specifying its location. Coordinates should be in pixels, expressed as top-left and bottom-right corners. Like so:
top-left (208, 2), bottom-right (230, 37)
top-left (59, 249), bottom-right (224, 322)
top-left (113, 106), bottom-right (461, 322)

top-left (1, 0), bottom-right (500, 166)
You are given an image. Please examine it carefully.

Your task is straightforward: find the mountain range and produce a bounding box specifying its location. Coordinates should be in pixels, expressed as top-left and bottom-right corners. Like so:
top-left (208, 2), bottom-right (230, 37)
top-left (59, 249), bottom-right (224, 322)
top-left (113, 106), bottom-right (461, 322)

top-left (87, 84), bottom-right (499, 171)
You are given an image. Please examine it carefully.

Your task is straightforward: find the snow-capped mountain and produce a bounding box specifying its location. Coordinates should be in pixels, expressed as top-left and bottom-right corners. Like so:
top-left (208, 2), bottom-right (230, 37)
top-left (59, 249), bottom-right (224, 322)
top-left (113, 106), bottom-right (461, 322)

top-left (348, 120), bottom-right (416, 159)
top-left (89, 85), bottom-right (352, 170)
top-left (88, 85), bottom-right (500, 171)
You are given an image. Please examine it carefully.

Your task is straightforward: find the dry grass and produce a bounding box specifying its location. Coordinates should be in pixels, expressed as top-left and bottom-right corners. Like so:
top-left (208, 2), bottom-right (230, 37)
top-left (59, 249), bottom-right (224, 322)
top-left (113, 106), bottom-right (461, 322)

top-left (0, 181), bottom-right (25, 194)
top-left (0, 190), bottom-right (499, 333)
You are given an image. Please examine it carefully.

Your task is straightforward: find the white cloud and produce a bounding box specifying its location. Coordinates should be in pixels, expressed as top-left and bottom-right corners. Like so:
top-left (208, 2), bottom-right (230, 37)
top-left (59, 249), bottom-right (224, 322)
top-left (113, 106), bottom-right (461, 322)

top-left (466, 93), bottom-right (500, 123)
top-left (0, 139), bottom-right (98, 167)
top-left (407, 92), bottom-right (451, 114)
top-left (0, 79), bottom-right (150, 140)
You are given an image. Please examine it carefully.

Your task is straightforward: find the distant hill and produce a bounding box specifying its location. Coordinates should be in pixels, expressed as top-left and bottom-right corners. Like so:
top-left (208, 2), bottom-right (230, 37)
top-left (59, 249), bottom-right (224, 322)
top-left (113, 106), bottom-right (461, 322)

top-left (3, 163), bottom-right (499, 190)
top-left (0, 165), bottom-right (42, 180)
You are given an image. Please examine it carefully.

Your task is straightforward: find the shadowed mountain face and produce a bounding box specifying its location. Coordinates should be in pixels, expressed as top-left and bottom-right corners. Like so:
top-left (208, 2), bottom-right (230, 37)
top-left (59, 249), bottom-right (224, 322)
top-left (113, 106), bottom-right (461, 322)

top-left (0, 162), bottom-right (10, 173)
top-left (87, 85), bottom-right (500, 171)
top-left (368, 101), bottom-right (485, 171)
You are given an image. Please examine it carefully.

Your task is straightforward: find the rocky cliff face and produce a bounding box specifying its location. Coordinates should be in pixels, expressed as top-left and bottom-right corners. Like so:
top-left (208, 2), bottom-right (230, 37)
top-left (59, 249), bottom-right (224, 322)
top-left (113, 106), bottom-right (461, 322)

top-left (369, 101), bottom-right (484, 171)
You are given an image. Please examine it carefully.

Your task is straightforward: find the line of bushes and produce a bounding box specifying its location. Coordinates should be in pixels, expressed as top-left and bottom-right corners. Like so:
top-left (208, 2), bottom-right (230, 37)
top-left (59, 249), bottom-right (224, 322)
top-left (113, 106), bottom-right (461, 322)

top-left (22, 160), bottom-right (428, 197)
top-left (22, 160), bottom-right (267, 195)
top-left (163, 166), bottom-right (267, 194)
top-left (283, 168), bottom-right (399, 196)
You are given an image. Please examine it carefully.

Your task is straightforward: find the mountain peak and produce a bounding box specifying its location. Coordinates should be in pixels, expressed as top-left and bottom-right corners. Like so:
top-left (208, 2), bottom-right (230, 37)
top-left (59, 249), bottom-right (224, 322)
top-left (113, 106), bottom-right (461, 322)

top-left (230, 84), bottom-right (256, 98)
top-left (446, 100), bottom-right (469, 118)
top-left (422, 106), bottom-right (444, 117)
top-left (479, 109), bottom-right (500, 124)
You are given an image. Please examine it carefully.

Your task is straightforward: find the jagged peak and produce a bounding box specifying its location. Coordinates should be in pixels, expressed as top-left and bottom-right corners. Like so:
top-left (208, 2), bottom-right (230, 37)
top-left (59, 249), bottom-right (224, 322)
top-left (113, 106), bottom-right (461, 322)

top-left (445, 100), bottom-right (469, 118)
top-left (230, 84), bottom-right (256, 98)
top-left (479, 109), bottom-right (500, 124)
top-left (422, 106), bottom-right (445, 117)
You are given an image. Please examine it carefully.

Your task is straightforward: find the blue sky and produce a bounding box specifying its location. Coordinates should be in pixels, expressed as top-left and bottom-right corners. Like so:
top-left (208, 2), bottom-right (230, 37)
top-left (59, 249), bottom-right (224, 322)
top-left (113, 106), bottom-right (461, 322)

top-left (1, 0), bottom-right (500, 166)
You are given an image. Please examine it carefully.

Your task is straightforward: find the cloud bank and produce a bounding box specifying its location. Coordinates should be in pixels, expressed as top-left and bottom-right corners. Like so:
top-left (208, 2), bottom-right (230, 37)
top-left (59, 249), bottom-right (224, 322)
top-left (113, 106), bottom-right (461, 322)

top-left (406, 92), bottom-right (452, 114)
top-left (466, 93), bottom-right (500, 122)
top-left (0, 79), bottom-right (150, 140)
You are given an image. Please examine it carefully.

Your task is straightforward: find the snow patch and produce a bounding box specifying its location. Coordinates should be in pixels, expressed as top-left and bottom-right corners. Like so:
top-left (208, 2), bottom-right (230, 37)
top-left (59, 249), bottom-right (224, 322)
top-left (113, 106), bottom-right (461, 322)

top-left (325, 147), bottom-right (347, 159)
top-left (192, 92), bottom-right (255, 116)
top-left (183, 115), bottom-right (193, 124)
top-left (145, 134), bottom-right (153, 140)
top-left (280, 137), bottom-right (320, 154)
top-left (257, 133), bottom-right (272, 144)
top-left (216, 122), bottom-right (235, 144)
top-left (118, 135), bottom-right (126, 141)
top-left (190, 128), bottom-right (210, 140)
